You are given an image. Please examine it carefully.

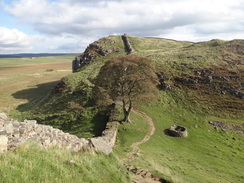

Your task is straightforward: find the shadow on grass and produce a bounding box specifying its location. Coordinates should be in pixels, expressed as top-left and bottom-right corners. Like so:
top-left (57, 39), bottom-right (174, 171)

top-left (61, 112), bottom-right (109, 138)
top-left (36, 111), bottom-right (108, 138)
top-left (11, 80), bottom-right (60, 112)
top-left (11, 80), bottom-right (109, 138)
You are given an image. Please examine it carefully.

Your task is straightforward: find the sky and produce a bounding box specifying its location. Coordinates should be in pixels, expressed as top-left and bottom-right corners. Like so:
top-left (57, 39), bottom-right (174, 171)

top-left (0, 0), bottom-right (244, 54)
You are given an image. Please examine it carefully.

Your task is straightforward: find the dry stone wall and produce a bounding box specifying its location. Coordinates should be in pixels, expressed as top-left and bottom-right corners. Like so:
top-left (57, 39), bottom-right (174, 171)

top-left (122, 33), bottom-right (135, 54)
top-left (0, 112), bottom-right (119, 155)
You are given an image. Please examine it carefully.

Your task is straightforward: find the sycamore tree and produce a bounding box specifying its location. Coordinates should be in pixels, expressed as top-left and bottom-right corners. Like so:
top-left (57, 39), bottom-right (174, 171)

top-left (94, 54), bottom-right (158, 122)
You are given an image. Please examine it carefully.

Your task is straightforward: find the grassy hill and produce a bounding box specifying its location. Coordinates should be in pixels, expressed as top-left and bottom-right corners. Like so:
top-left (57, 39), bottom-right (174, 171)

top-left (1, 35), bottom-right (243, 183)
top-left (0, 142), bottom-right (130, 183)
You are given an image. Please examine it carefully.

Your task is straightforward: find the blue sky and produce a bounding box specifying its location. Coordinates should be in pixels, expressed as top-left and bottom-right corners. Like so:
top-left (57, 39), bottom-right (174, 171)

top-left (0, 0), bottom-right (244, 54)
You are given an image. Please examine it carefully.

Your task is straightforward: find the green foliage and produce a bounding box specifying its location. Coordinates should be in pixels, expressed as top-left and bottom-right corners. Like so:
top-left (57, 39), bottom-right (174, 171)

top-left (94, 54), bottom-right (159, 121)
top-left (0, 142), bottom-right (131, 183)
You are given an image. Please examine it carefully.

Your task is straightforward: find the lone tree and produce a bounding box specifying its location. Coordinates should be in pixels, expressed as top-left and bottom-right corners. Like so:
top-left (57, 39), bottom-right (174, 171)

top-left (94, 54), bottom-right (158, 122)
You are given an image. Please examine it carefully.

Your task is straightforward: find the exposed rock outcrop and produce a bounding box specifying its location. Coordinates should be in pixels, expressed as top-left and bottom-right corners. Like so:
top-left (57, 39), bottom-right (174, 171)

top-left (72, 38), bottom-right (120, 72)
top-left (208, 120), bottom-right (244, 134)
top-left (174, 66), bottom-right (244, 99)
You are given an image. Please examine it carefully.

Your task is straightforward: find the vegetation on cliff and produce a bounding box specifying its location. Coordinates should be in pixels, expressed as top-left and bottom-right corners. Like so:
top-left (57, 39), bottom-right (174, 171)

top-left (2, 35), bottom-right (243, 183)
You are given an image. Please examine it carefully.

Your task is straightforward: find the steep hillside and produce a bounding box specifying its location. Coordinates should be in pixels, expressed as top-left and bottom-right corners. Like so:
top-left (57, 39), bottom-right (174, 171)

top-left (7, 35), bottom-right (244, 183)
top-left (131, 37), bottom-right (244, 117)
top-left (19, 35), bottom-right (243, 137)
top-left (114, 36), bottom-right (244, 183)
top-left (18, 36), bottom-right (126, 138)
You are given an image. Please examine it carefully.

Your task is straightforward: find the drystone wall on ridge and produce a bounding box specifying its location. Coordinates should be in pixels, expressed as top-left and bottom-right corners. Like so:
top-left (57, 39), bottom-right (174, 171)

top-left (0, 111), bottom-right (119, 155)
top-left (122, 33), bottom-right (135, 54)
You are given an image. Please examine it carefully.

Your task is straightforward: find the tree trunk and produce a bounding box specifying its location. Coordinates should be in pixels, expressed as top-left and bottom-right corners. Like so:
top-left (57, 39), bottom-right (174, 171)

top-left (123, 111), bottom-right (130, 122)
top-left (122, 100), bottom-right (132, 122)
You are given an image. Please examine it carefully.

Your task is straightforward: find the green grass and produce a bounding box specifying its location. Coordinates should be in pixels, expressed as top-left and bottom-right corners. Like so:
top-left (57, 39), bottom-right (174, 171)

top-left (1, 35), bottom-right (243, 183)
top-left (114, 111), bottom-right (149, 159)
top-left (114, 90), bottom-right (244, 183)
top-left (19, 62), bottom-right (112, 138)
top-left (13, 36), bottom-right (127, 138)
top-left (0, 142), bottom-right (131, 183)
top-left (129, 36), bottom-right (230, 77)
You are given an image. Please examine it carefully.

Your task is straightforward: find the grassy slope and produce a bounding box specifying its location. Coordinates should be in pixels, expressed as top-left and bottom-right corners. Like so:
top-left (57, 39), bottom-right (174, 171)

top-left (0, 50), bottom-right (131, 183)
top-left (131, 36), bottom-right (244, 117)
top-left (1, 35), bottom-right (243, 183)
top-left (114, 99), bottom-right (244, 183)
top-left (14, 35), bottom-right (127, 138)
top-left (0, 142), bottom-right (130, 183)
top-left (113, 36), bottom-right (244, 183)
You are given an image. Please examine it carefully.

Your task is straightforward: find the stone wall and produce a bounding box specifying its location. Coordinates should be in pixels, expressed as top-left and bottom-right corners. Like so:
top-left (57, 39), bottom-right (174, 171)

top-left (122, 33), bottom-right (135, 54)
top-left (0, 111), bottom-right (119, 155)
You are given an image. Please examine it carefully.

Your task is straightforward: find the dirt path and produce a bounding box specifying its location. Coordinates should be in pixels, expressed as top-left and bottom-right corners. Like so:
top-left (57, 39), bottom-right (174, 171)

top-left (122, 109), bottom-right (169, 183)
top-left (122, 109), bottom-right (155, 164)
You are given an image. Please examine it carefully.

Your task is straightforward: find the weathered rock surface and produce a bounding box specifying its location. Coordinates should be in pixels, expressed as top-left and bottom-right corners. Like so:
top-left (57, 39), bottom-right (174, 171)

top-left (0, 113), bottom-right (119, 154)
top-left (0, 135), bottom-right (8, 152)
top-left (72, 37), bottom-right (120, 72)
top-left (0, 113), bottom-right (7, 120)
top-left (209, 120), bottom-right (244, 134)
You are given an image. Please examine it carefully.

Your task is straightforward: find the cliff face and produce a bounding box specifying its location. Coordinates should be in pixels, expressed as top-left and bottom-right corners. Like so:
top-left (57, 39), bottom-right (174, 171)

top-left (72, 37), bottom-right (123, 72)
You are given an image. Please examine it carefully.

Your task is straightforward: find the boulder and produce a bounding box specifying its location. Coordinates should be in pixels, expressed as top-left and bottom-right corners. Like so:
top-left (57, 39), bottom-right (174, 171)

top-left (0, 135), bottom-right (8, 152)
top-left (0, 113), bottom-right (7, 120)
top-left (90, 137), bottom-right (112, 155)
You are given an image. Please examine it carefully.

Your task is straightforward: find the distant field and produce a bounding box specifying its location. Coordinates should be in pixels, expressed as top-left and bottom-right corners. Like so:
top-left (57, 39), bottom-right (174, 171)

top-left (0, 54), bottom-right (77, 67)
top-left (0, 55), bottom-right (74, 113)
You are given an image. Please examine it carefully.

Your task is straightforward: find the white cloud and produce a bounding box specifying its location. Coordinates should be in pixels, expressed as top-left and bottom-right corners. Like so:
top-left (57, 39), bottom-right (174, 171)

top-left (5, 0), bottom-right (243, 37)
top-left (0, 26), bottom-right (89, 53)
top-left (0, 27), bottom-right (32, 52)
top-left (33, 34), bottom-right (93, 53)
top-left (2, 0), bottom-right (244, 53)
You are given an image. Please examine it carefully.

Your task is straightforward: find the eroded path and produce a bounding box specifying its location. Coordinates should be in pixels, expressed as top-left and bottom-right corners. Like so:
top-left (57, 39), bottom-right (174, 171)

top-left (122, 109), bottom-right (169, 183)
top-left (122, 109), bottom-right (155, 164)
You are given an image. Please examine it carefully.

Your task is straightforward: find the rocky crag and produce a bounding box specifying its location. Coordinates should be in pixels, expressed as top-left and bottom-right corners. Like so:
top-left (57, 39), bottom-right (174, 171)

top-left (72, 37), bottom-right (122, 72)
top-left (72, 34), bottom-right (133, 72)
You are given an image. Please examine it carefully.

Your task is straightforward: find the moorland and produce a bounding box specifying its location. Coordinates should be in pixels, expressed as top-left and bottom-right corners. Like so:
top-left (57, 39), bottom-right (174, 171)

top-left (0, 35), bottom-right (243, 183)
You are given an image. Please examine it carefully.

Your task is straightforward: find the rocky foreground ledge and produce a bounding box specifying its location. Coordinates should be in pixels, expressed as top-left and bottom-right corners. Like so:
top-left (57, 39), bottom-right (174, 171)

top-left (0, 113), bottom-right (119, 155)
